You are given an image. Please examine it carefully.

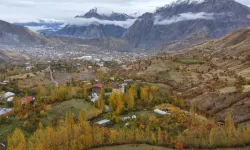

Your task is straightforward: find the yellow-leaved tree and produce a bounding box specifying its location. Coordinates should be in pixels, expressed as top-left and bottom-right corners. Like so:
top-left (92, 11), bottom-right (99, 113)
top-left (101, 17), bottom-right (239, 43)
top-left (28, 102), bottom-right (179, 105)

top-left (8, 128), bottom-right (26, 150)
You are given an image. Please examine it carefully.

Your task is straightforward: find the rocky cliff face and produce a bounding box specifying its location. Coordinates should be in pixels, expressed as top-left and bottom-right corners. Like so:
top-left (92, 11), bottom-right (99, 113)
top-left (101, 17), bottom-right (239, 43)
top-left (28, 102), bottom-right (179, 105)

top-left (123, 0), bottom-right (250, 50)
top-left (55, 8), bottom-right (135, 39)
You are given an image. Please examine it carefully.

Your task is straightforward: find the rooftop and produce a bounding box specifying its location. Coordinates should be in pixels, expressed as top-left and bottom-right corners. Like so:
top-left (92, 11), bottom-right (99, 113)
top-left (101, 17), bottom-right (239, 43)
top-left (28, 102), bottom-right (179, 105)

top-left (96, 119), bottom-right (110, 125)
top-left (92, 83), bottom-right (104, 88)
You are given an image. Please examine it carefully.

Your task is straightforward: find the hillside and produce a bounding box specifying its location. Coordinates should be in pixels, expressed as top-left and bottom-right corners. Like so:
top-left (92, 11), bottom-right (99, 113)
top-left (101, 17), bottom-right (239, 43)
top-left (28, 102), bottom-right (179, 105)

top-left (0, 50), bottom-right (29, 64)
top-left (120, 28), bottom-right (250, 124)
top-left (0, 20), bottom-right (47, 46)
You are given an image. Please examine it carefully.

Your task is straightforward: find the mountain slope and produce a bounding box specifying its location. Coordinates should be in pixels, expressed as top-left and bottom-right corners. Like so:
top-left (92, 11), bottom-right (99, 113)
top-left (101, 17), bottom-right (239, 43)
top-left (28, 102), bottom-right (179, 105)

top-left (183, 27), bottom-right (250, 57)
top-left (119, 27), bottom-right (250, 124)
top-left (0, 50), bottom-right (29, 64)
top-left (0, 20), bottom-right (47, 46)
top-left (56, 24), bottom-right (126, 39)
top-left (123, 0), bottom-right (250, 49)
top-left (55, 8), bottom-right (135, 39)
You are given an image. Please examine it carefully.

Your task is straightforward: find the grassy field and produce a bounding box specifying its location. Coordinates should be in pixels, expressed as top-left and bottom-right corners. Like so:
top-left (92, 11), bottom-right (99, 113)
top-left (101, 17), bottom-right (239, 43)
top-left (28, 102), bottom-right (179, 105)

top-left (46, 99), bottom-right (102, 120)
top-left (54, 70), bottom-right (96, 85)
top-left (8, 70), bottom-right (53, 88)
top-left (91, 144), bottom-right (172, 150)
top-left (176, 58), bottom-right (204, 64)
top-left (219, 86), bottom-right (237, 94)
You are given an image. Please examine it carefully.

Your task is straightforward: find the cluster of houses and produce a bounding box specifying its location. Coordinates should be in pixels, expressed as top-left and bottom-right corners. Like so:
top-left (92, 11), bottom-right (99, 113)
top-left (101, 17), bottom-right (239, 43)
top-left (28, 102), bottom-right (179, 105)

top-left (0, 91), bottom-right (35, 117)
top-left (25, 62), bottom-right (34, 71)
top-left (90, 79), bottom-right (132, 103)
top-left (0, 80), bottom-right (9, 85)
top-left (90, 79), bottom-right (172, 126)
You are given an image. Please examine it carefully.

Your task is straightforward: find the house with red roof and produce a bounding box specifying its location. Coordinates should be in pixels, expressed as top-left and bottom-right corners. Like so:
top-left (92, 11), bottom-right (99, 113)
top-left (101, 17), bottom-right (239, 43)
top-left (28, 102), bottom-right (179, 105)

top-left (21, 96), bottom-right (35, 105)
top-left (92, 83), bottom-right (104, 94)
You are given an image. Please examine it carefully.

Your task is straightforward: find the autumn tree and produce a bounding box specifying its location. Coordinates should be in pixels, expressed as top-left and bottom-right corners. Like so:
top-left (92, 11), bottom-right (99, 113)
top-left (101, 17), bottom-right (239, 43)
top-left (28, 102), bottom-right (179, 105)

top-left (13, 97), bottom-right (22, 114)
top-left (224, 114), bottom-right (237, 144)
top-left (95, 96), bottom-right (105, 111)
top-left (8, 128), bottom-right (26, 150)
top-left (84, 87), bottom-right (88, 100)
top-left (126, 88), bottom-right (135, 110)
top-left (140, 86), bottom-right (149, 104)
top-left (109, 92), bottom-right (125, 114)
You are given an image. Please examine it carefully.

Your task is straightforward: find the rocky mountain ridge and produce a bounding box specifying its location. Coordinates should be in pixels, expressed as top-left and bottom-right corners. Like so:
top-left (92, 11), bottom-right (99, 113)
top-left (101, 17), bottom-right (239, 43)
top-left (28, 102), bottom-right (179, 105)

top-left (54, 8), bottom-right (135, 39)
top-left (123, 0), bottom-right (250, 50)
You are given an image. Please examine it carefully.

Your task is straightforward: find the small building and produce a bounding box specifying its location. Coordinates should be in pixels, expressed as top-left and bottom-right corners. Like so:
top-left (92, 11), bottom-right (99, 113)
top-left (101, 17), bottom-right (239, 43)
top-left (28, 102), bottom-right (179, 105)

top-left (112, 84), bottom-right (126, 94)
top-left (124, 79), bottom-right (133, 83)
top-left (26, 65), bottom-right (33, 71)
top-left (122, 116), bottom-right (131, 121)
top-left (3, 92), bottom-right (15, 100)
top-left (75, 56), bottom-right (93, 61)
top-left (91, 93), bottom-right (99, 103)
top-left (112, 84), bottom-right (122, 93)
top-left (96, 119), bottom-right (111, 126)
top-left (21, 96), bottom-right (35, 105)
top-left (92, 83), bottom-right (104, 94)
top-left (97, 62), bottom-right (104, 67)
top-left (121, 115), bottom-right (136, 121)
top-left (7, 97), bottom-right (14, 102)
top-left (0, 108), bottom-right (12, 117)
top-left (0, 80), bottom-right (9, 85)
top-left (154, 109), bottom-right (171, 115)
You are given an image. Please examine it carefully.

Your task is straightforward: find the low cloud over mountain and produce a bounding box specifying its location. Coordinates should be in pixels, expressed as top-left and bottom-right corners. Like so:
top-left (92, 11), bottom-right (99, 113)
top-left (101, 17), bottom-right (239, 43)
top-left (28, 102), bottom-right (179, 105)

top-left (65, 18), bottom-right (136, 28)
top-left (154, 12), bottom-right (214, 25)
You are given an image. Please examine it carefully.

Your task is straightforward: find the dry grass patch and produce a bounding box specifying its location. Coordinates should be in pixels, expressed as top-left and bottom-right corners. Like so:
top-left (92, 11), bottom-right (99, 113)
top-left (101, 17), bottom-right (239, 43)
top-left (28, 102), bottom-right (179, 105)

top-left (219, 86), bottom-right (237, 94)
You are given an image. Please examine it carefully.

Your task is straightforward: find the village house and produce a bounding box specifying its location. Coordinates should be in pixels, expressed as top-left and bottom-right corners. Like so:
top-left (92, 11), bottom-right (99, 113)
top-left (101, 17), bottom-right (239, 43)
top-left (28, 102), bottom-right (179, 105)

top-left (96, 62), bottom-right (104, 67)
top-left (112, 84), bottom-right (122, 93)
top-left (1, 92), bottom-right (15, 100)
top-left (0, 108), bottom-right (12, 117)
top-left (21, 96), bottom-right (35, 105)
top-left (112, 84), bottom-right (126, 94)
top-left (26, 65), bottom-right (33, 71)
top-left (0, 80), bottom-right (9, 85)
top-left (154, 109), bottom-right (171, 116)
top-left (91, 83), bottom-right (104, 102)
top-left (121, 115), bottom-right (137, 121)
top-left (95, 119), bottom-right (111, 126)
top-left (92, 83), bottom-right (104, 94)
top-left (124, 79), bottom-right (133, 83)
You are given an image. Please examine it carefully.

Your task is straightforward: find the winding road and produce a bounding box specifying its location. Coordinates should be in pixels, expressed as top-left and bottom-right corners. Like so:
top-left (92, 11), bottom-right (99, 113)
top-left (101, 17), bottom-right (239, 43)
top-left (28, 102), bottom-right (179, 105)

top-left (47, 66), bottom-right (59, 87)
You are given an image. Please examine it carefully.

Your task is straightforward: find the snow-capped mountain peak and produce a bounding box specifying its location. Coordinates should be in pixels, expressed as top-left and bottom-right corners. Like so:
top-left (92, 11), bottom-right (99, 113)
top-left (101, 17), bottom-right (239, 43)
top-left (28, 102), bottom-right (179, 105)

top-left (75, 8), bottom-right (135, 21)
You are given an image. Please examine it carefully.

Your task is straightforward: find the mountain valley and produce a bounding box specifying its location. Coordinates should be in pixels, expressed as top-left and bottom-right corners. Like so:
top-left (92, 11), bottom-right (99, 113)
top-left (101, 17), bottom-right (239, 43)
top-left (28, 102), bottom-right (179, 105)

top-left (1, 0), bottom-right (250, 150)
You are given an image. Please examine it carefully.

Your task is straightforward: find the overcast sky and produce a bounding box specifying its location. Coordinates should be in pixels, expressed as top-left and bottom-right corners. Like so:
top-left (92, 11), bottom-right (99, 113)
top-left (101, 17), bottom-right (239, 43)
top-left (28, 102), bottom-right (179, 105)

top-left (0, 0), bottom-right (249, 23)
